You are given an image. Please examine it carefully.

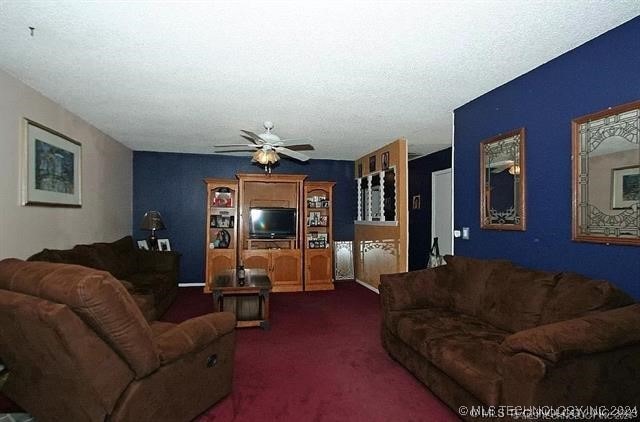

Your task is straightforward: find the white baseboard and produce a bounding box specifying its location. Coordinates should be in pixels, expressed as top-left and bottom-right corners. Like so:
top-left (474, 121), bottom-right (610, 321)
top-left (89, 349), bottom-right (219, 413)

top-left (355, 278), bottom-right (379, 294)
top-left (178, 283), bottom-right (205, 287)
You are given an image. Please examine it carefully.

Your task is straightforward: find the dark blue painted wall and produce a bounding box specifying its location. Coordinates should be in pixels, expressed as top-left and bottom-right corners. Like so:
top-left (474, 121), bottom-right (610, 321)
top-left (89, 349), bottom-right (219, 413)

top-left (133, 152), bottom-right (355, 283)
top-left (408, 148), bottom-right (452, 271)
top-left (454, 17), bottom-right (640, 298)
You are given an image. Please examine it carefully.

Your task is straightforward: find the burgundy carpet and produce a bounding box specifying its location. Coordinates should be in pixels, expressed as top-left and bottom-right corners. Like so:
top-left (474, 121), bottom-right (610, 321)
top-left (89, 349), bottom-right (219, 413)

top-left (163, 282), bottom-right (458, 422)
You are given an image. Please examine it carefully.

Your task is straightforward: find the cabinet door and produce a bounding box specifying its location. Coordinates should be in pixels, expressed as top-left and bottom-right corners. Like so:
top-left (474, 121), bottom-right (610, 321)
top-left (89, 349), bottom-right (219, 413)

top-left (271, 250), bottom-right (302, 292)
top-left (205, 250), bottom-right (236, 292)
top-left (242, 250), bottom-right (270, 272)
top-left (305, 249), bottom-right (334, 291)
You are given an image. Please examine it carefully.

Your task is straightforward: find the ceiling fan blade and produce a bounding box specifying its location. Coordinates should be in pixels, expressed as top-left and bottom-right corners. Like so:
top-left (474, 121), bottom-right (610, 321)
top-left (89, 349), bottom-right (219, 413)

top-left (214, 148), bottom-right (257, 153)
top-left (240, 135), bottom-right (263, 144)
top-left (280, 137), bottom-right (312, 143)
top-left (240, 130), bottom-right (266, 144)
top-left (274, 146), bottom-right (310, 162)
top-left (214, 143), bottom-right (257, 147)
top-left (283, 144), bottom-right (314, 151)
top-left (214, 144), bottom-right (259, 153)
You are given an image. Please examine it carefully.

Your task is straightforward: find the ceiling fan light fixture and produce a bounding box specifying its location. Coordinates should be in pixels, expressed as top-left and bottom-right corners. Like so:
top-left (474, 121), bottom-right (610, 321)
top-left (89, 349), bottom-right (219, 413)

top-left (252, 149), bottom-right (279, 165)
top-left (265, 150), bottom-right (279, 163)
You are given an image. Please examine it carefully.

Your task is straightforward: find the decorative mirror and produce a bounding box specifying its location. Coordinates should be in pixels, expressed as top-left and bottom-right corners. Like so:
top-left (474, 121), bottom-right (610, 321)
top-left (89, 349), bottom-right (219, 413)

top-left (480, 128), bottom-right (526, 230)
top-left (572, 100), bottom-right (640, 245)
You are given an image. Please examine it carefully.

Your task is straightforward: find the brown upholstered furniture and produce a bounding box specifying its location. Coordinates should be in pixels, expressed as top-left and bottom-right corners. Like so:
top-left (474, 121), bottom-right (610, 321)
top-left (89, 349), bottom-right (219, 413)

top-left (380, 255), bottom-right (640, 417)
top-left (28, 236), bottom-right (179, 320)
top-left (0, 259), bottom-right (236, 422)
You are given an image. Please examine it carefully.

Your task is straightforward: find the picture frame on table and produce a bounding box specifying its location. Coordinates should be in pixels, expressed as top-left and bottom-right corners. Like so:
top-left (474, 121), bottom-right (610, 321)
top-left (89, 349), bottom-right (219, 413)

top-left (21, 118), bottom-right (82, 207)
top-left (158, 238), bottom-right (171, 251)
top-left (137, 240), bottom-right (149, 250)
top-left (611, 166), bottom-right (640, 209)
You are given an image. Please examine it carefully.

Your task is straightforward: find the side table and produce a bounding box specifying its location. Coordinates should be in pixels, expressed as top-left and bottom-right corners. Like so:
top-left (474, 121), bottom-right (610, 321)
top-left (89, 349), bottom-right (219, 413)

top-left (212, 268), bottom-right (272, 329)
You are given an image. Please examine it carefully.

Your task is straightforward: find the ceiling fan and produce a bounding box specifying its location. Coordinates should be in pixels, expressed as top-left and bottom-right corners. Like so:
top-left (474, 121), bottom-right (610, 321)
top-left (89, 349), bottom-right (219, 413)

top-left (214, 121), bottom-right (314, 171)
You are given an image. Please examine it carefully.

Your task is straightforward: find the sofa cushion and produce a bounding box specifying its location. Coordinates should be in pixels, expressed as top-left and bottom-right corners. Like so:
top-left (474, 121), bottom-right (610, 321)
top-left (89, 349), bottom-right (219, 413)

top-left (393, 308), bottom-right (509, 405)
top-left (443, 255), bottom-right (511, 316)
top-left (540, 272), bottom-right (634, 325)
top-left (429, 335), bottom-right (504, 406)
top-left (477, 266), bottom-right (558, 333)
top-left (72, 244), bottom-right (128, 279)
top-left (110, 236), bottom-right (139, 277)
top-left (28, 248), bottom-right (83, 265)
top-left (0, 259), bottom-right (160, 378)
top-left (126, 272), bottom-right (174, 299)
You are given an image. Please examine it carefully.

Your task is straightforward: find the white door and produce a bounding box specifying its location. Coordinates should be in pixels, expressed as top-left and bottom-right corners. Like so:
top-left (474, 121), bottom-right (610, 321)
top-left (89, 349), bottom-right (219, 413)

top-left (431, 169), bottom-right (453, 255)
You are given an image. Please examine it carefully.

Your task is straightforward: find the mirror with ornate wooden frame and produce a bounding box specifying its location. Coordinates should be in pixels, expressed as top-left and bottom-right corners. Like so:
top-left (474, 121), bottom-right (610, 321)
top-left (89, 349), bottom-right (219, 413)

top-left (480, 128), bottom-right (526, 231)
top-left (572, 100), bottom-right (640, 245)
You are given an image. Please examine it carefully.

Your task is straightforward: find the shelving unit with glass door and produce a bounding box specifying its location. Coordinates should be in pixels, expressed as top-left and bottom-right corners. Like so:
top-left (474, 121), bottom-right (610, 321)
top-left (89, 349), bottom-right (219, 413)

top-left (204, 179), bottom-right (238, 293)
top-left (303, 181), bottom-right (336, 290)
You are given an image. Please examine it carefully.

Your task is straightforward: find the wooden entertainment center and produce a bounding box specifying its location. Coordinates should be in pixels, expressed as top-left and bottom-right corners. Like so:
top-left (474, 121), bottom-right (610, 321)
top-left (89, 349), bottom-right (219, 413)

top-left (203, 173), bottom-right (335, 293)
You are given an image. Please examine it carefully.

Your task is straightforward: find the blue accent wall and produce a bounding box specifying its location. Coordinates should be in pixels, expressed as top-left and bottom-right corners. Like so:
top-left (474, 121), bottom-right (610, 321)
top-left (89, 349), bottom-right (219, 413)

top-left (454, 17), bottom-right (640, 298)
top-left (133, 152), bottom-right (355, 283)
top-left (408, 148), bottom-right (452, 270)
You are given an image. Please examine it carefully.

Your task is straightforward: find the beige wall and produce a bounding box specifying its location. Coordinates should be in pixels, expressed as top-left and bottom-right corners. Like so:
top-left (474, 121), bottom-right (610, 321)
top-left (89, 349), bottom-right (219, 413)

top-left (0, 69), bottom-right (132, 259)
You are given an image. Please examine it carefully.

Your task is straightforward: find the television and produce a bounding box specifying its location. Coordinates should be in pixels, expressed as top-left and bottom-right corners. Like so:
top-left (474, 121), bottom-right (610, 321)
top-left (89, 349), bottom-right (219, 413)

top-left (249, 207), bottom-right (297, 239)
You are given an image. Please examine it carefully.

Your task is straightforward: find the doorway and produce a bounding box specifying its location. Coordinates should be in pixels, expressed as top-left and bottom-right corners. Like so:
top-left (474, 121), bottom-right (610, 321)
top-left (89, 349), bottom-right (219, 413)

top-left (407, 148), bottom-right (452, 270)
top-left (431, 169), bottom-right (453, 255)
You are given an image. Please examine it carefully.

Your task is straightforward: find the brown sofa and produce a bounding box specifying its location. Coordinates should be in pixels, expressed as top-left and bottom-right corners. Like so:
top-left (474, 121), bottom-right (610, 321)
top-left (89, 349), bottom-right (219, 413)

top-left (28, 235), bottom-right (179, 320)
top-left (0, 259), bottom-right (236, 422)
top-left (380, 255), bottom-right (640, 418)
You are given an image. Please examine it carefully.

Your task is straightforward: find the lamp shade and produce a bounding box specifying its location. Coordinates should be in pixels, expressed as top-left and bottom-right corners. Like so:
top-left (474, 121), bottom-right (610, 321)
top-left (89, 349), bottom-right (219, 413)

top-left (140, 211), bottom-right (166, 231)
top-left (252, 149), bottom-right (280, 165)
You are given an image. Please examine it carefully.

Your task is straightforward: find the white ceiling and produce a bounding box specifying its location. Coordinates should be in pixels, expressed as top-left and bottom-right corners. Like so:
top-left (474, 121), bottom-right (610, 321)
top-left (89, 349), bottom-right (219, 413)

top-left (0, 1), bottom-right (638, 161)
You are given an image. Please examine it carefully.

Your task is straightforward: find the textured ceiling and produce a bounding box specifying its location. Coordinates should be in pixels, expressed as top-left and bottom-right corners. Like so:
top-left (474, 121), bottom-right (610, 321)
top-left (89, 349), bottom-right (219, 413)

top-left (0, 1), bottom-right (638, 160)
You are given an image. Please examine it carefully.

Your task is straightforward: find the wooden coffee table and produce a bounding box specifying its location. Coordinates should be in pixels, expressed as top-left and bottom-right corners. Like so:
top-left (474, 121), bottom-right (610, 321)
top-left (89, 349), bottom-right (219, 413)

top-left (211, 268), bottom-right (272, 329)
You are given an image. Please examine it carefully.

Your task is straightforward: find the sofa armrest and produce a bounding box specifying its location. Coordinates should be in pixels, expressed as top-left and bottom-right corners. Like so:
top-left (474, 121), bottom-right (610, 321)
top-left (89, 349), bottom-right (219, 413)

top-left (136, 250), bottom-right (181, 273)
top-left (502, 304), bottom-right (640, 363)
top-left (154, 312), bottom-right (236, 364)
top-left (379, 266), bottom-right (453, 312)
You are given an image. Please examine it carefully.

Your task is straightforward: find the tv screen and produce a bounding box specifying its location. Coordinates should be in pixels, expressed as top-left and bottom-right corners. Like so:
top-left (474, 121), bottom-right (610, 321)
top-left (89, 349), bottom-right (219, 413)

top-left (249, 207), bottom-right (297, 238)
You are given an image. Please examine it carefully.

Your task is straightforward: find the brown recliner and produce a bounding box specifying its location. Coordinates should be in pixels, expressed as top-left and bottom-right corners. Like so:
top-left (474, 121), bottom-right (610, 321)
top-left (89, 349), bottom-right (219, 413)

top-left (0, 258), bottom-right (236, 422)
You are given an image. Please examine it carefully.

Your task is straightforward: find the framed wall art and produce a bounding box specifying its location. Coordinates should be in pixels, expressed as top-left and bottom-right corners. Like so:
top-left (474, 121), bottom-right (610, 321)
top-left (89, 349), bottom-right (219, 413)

top-left (382, 151), bottom-right (389, 170)
top-left (22, 118), bottom-right (82, 207)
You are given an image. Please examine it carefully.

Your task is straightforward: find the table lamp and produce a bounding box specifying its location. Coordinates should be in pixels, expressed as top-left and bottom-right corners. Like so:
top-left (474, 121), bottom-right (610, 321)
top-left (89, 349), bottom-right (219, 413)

top-left (140, 210), bottom-right (166, 250)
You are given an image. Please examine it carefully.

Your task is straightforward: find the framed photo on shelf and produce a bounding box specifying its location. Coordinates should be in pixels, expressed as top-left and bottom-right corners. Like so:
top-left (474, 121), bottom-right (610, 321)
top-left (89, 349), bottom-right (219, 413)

top-left (137, 240), bottom-right (149, 250)
top-left (308, 211), bottom-right (321, 226)
top-left (158, 238), bottom-right (171, 251)
top-left (213, 191), bottom-right (232, 207)
top-left (22, 118), bottom-right (82, 207)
